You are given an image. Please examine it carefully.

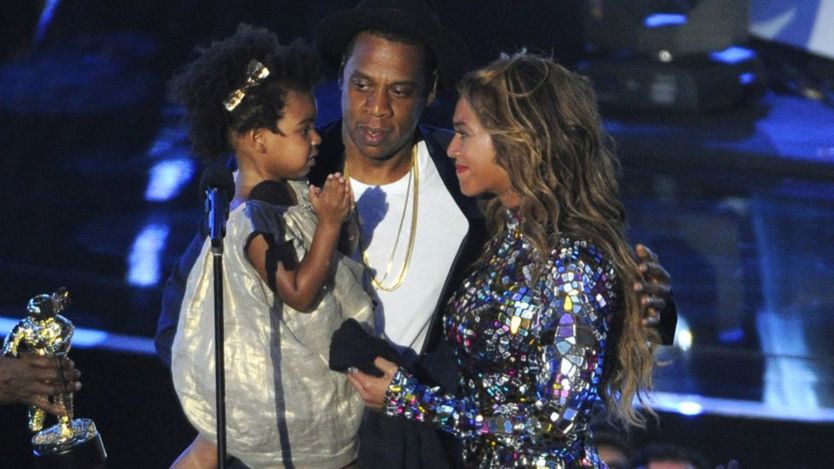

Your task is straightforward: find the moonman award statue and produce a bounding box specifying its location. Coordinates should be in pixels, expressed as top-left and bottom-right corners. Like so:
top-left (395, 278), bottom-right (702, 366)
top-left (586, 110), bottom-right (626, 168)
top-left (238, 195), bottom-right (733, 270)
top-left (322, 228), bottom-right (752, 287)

top-left (2, 288), bottom-right (107, 468)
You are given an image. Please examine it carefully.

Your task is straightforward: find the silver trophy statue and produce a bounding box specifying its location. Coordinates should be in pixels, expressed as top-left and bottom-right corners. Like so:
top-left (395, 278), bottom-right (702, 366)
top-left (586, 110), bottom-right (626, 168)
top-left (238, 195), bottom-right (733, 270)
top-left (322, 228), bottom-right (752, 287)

top-left (2, 288), bottom-right (106, 468)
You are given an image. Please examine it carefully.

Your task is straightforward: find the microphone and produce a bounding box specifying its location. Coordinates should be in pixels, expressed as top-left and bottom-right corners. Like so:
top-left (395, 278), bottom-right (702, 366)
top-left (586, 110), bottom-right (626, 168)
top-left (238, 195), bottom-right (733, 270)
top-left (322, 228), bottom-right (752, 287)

top-left (198, 163), bottom-right (235, 467)
top-left (200, 163), bottom-right (235, 253)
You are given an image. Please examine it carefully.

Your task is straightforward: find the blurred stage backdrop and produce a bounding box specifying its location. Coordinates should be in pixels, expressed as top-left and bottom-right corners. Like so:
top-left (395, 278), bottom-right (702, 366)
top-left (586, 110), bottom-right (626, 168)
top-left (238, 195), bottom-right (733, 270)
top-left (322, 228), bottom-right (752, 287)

top-left (1, 1), bottom-right (833, 467)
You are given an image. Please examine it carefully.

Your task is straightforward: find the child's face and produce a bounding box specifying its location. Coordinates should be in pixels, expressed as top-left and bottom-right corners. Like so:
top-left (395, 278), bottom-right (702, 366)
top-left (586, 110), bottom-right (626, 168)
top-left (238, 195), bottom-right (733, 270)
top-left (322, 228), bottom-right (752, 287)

top-left (261, 90), bottom-right (321, 180)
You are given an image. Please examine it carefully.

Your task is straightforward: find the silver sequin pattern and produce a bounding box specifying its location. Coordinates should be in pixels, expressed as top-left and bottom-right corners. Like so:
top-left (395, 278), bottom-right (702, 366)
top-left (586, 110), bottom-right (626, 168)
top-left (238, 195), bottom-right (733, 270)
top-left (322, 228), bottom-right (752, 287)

top-left (385, 212), bottom-right (619, 468)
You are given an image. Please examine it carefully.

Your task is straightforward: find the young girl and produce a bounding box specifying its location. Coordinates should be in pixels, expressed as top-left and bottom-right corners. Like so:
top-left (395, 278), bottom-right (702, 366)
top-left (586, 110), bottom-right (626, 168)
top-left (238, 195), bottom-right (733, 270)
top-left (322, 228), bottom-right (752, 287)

top-left (168, 24), bottom-right (372, 468)
top-left (348, 52), bottom-right (658, 468)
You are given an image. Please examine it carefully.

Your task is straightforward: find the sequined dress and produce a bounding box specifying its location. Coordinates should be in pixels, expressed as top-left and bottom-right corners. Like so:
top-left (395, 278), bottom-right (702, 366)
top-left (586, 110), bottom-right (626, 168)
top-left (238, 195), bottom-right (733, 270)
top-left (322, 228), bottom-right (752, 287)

top-left (384, 212), bottom-right (618, 468)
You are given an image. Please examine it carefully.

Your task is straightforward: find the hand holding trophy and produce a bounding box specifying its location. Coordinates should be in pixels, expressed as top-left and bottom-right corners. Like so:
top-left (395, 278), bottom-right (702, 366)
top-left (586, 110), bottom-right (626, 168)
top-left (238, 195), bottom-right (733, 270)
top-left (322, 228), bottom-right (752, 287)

top-left (2, 288), bottom-right (106, 468)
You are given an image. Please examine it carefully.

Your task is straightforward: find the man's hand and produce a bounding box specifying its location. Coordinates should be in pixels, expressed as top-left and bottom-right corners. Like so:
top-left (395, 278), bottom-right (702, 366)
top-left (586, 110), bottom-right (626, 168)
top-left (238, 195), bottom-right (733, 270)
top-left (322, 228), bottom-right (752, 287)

top-left (0, 355), bottom-right (81, 415)
top-left (633, 244), bottom-right (672, 327)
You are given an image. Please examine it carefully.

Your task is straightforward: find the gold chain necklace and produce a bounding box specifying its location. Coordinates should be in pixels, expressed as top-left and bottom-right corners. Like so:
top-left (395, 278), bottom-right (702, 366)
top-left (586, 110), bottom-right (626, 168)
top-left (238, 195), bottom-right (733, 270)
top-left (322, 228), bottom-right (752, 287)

top-left (345, 145), bottom-right (419, 291)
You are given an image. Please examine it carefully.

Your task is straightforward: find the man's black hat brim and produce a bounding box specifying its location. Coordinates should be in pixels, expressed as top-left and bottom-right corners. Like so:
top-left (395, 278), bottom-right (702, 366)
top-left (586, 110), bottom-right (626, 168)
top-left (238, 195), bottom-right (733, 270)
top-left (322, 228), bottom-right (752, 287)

top-left (316, 1), bottom-right (472, 90)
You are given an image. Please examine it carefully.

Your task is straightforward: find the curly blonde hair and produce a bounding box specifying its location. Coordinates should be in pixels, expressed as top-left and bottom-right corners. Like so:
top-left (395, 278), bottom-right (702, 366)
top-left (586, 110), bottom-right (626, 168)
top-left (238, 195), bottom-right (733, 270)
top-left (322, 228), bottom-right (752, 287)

top-left (458, 51), bottom-right (657, 427)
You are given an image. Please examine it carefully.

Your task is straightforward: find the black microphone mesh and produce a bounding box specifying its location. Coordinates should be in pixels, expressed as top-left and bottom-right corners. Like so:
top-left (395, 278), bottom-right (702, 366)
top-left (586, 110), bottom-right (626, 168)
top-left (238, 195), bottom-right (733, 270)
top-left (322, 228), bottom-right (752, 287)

top-left (199, 163), bottom-right (235, 199)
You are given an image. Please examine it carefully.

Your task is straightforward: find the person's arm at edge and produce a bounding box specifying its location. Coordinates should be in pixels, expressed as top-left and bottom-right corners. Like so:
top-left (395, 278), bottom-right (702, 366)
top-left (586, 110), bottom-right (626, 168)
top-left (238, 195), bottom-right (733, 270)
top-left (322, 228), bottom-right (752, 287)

top-left (0, 355), bottom-right (81, 415)
top-left (155, 232), bottom-right (206, 368)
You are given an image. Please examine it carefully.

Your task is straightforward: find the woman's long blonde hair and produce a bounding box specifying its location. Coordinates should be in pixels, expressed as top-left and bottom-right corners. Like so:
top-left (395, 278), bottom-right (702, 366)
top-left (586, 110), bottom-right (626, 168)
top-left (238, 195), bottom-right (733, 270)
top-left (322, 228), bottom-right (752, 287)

top-left (458, 51), bottom-right (657, 426)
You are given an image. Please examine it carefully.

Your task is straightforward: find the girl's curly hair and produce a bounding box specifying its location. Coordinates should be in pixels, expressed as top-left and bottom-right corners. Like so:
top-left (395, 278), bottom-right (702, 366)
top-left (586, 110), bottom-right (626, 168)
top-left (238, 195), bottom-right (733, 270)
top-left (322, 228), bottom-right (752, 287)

top-left (170, 23), bottom-right (321, 161)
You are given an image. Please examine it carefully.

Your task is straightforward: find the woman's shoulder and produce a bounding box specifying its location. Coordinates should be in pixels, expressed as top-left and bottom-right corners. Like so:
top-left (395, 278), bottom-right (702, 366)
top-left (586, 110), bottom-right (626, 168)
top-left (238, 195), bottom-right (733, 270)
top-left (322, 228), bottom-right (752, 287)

top-left (542, 237), bottom-right (621, 322)
top-left (547, 236), bottom-right (617, 283)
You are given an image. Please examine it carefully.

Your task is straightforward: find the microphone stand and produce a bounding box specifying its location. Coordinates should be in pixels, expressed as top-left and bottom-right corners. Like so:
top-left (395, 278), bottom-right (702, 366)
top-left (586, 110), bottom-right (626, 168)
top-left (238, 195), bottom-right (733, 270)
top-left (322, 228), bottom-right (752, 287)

top-left (206, 187), bottom-right (228, 469)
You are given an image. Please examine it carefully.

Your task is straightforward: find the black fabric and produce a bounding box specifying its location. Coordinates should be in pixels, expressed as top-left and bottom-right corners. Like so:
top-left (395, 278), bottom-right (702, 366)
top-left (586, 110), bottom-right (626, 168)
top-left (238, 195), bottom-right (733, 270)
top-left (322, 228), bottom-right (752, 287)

top-left (315, 0), bottom-right (471, 90)
top-left (256, 234), bottom-right (297, 291)
top-left (249, 179), bottom-right (297, 206)
top-left (659, 291), bottom-right (678, 346)
top-left (227, 456), bottom-right (250, 468)
top-left (306, 120), bottom-right (346, 187)
top-left (265, 238), bottom-right (281, 292)
top-left (412, 338), bottom-right (459, 394)
top-left (247, 181), bottom-right (299, 291)
top-left (358, 412), bottom-right (459, 469)
top-left (329, 318), bottom-right (403, 377)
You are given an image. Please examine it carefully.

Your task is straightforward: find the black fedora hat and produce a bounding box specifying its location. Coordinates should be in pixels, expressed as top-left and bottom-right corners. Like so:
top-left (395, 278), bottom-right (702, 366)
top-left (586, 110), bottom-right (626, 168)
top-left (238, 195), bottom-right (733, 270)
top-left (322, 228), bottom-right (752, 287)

top-left (315, 0), bottom-right (471, 90)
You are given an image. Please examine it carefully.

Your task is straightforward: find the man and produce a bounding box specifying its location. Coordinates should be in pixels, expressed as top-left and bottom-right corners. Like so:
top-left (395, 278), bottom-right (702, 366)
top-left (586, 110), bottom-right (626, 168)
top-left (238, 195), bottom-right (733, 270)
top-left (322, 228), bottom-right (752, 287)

top-left (310, 2), bottom-right (486, 466)
top-left (156, 0), bottom-right (676, 466)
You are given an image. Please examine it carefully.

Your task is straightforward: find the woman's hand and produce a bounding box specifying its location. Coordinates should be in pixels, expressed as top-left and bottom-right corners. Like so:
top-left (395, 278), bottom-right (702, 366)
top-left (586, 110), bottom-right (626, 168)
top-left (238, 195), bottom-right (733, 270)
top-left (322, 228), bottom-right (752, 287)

top-left (346, 357), bottom-right (399, 411)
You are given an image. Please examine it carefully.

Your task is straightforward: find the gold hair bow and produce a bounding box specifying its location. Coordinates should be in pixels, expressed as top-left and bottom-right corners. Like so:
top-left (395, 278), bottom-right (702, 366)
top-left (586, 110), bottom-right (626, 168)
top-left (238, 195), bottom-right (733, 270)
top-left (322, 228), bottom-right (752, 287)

top-left (223, 59), bottom-right (271, 112)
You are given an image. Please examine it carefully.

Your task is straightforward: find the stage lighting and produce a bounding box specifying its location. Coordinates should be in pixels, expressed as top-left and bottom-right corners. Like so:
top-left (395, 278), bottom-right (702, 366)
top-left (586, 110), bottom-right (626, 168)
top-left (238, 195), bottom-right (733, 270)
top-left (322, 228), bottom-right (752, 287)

top-left (580, 0), bottom-right (766, 113)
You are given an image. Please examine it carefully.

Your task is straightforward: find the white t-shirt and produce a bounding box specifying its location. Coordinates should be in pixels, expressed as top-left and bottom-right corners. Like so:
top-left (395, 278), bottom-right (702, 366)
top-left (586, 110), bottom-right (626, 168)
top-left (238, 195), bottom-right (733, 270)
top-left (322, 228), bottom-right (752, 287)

top-left (350, 141), bottom-right (469, 355)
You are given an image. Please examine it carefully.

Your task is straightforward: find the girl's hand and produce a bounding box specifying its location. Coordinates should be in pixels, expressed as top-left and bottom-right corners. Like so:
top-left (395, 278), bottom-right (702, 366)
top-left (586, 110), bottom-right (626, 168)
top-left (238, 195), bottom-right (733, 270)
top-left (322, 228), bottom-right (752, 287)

top-left (346, 357), bottom-right (398, 411)
top-left (309, 173), bottom-right (352, 226)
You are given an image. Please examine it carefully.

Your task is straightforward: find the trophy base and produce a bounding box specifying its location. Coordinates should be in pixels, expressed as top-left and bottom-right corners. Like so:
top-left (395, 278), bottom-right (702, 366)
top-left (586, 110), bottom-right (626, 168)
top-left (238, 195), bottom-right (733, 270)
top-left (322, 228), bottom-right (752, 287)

top-left (32, 418), bottom-right (107, 469)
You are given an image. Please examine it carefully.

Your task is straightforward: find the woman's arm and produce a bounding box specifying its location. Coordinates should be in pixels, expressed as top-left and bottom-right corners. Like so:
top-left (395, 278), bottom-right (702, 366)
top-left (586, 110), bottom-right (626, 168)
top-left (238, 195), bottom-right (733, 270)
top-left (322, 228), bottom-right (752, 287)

top-left (349, 249), bottom-right (611, 445)
top-left (246, 174), bottom-right (352, 311)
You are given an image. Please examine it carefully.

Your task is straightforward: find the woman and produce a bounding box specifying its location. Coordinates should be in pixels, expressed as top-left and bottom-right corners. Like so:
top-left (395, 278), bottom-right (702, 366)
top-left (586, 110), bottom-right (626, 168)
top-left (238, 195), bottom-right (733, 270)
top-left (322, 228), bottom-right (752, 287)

top-left (347, 52), bottom-right (658, 467)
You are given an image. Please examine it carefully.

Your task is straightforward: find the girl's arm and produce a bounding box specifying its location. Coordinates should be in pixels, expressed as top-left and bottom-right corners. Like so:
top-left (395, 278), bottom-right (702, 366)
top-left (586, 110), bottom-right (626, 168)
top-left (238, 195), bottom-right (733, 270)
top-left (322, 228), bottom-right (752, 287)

top-left (246, 174), bottom-right (352, 311)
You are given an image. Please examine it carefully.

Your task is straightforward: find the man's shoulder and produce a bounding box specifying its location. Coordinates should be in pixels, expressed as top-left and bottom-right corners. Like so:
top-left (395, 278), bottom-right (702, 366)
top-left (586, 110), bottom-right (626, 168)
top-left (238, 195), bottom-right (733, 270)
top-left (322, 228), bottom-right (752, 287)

top-left (419, 125), bottom-right (454, 170)
top-left (310, 120), bottom-right (344, 186)
top-left (420, 124), bottom-right (454, 148)
top-left (318, 119), bottom-right (342, 136)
